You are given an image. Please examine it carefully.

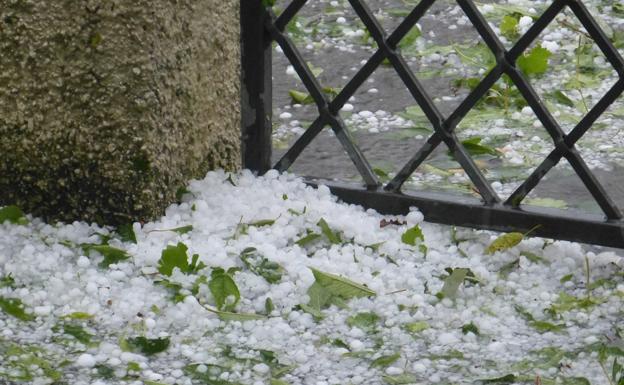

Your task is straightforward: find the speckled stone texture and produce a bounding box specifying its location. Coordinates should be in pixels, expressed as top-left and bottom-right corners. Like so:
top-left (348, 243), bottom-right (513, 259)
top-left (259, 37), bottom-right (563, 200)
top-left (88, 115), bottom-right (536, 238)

top-left (0, 0), bottom-right (240, 225)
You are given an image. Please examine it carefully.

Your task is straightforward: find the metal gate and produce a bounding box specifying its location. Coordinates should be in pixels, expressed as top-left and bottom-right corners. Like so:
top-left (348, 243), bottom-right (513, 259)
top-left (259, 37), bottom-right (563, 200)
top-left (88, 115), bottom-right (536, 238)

top-left (240, 0), bottom-right (624, 248)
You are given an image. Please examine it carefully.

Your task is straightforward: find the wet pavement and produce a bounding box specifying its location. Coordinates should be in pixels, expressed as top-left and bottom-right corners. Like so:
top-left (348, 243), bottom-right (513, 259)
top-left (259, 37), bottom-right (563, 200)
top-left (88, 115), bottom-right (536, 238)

top-left (269, 0), bottom-right (624, 217)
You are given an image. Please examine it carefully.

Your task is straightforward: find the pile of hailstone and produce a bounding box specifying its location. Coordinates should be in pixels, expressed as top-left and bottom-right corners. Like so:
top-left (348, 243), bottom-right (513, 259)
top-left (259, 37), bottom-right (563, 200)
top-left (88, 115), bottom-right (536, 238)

top-left (0, 170), bottom-right (622, 385)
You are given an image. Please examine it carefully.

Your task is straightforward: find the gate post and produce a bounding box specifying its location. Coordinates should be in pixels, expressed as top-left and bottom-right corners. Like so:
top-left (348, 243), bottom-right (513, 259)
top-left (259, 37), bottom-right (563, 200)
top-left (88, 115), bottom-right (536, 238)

top-left (241, 1), bottom-right (273, 174)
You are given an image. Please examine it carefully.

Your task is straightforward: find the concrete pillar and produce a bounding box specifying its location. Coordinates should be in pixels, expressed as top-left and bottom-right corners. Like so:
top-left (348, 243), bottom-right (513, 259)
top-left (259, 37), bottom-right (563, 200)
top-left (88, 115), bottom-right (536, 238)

top-left (0, 0), bottom-right (241, 225)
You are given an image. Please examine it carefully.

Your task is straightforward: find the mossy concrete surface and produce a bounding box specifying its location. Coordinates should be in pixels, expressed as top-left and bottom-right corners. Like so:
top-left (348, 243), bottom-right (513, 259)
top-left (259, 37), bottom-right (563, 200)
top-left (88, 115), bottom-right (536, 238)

top-left (0, 0), bottom-right (240, 225)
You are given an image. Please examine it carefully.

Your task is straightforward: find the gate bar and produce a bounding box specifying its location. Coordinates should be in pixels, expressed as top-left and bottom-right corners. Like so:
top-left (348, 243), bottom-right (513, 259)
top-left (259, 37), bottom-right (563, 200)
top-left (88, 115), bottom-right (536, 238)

top-left (311, 181), bottom-right (624, 249)
top-left (241, 1), bottom-right (273, 174)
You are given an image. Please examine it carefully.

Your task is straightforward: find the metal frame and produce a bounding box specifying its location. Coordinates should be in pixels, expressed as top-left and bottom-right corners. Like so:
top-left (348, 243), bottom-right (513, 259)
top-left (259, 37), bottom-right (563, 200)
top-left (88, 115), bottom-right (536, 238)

top-left (241, 0), bottom-right (624, 248)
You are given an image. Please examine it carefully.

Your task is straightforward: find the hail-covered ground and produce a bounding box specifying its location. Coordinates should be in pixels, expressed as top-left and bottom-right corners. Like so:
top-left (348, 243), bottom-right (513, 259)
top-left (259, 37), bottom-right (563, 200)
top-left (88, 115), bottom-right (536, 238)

top-left (0, 171), bottom-right (622, 385)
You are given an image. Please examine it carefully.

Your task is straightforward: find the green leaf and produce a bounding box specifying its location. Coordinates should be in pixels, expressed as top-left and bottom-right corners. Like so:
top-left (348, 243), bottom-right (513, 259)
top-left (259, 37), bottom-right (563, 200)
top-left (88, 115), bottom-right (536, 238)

top-left (125, 336), bottom-right (170, 356)
top-left (437, 268), bottom-right (469, 300)
top-left (383, 373), bottom-right (418, 385)
top-left (240, 248), bottom-right (284, 284)
top-left (289, 89), bottom-right (314, 104)
top-left (403, 321), bottom-right (429, 334)
top-left (498, 259), bottom-right (520, 278)
top-left (317, 218), bottom-right (342, 244)
top-left (95, 364), bottom-right (115, 379)
top-left (478, 374), bottom-right (516, 384)
top-left (298, 303), bottom-right (325, 319)
top-left (310, 267), bottom-right (376, 299)
top-left (176, 186), bottom-right (191, 201)
top-left (189, 254), bottom-right (207, 275)
top-left (329, 338), bottom-right (350, 350)
top-left (346, 312), bottom-right (380, 332)
top-left (461, 322), bottom-right (480, 335)
top-left (514, 305), bottom-right (565, 332)
top-left (58, 323), bottom-right (93, 344)
top-left (264, 297), bottom-right (274, 315)
top-left (249, 219), bottom-right (277, 227)
top-left (547, 90), bottom-right (575, 108)
top-left (485, 232), bottom-right (524, 254)
top-left (117, 224), bottom-right (137, 243)
top-left (520, 251), bottom-right (545, 264)
top-left (561, 377), bottom-right (591, 385)
top-left (529, 320), bottom-right (566, 333)
top-left (308, 62), bottom-right (323, 77)
top-left (262, 0), bottom-right (276, 7)
top-left (370, 353), bottom-right (400, 368)
top-left (548, 292), bottom-right (605, 314)
top-left (295, 232), bottom-right (322, 246)
top-left (460, 137), bottom-right (500, 156)
top-left (158, 243), bottom-right (189, 276)
top-left (209, 268), bottom-right (241, 311)
top-left (500, 15), bottom-right (519, 39)
top-left (0, 205), bottom-right (27, 225)
top-left (517, 45), bottom-right (551, 75)
top-left (82, 244), bottom-right (131, 268)
top-left (154, 279), bottom-right (186, 302)
top-left (560, 274), bottom-right (574, 283)
top-left (0, 297), bottom-right (34, 321)
top-left (373, 167), bottom-right (391, 181)
top-left (398, 26), bottom-right (421, 49)
top-left (453, 42), bottom-right (496, 69)
top-left (209, 308), bottom-right (266, 321)
top-left (62, 312), bottom-right (94, 320)
top-left (401, 225), bottom-right (424, 246)
top-left (514, 305), bottom-right (535, 321)
top-left (270, 380), bottom-right (290, 385)
top-left (0, 273), bottom-right (15, 288)
top-left (150, 225), bottom-right (193, 235)
top-left (307, 282), bottom-right (333, 310)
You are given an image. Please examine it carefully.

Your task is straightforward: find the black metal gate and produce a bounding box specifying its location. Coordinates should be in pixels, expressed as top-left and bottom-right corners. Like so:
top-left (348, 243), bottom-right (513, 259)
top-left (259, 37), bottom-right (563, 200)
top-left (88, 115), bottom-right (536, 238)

top-left (240, 0), bottom-right (624, 248)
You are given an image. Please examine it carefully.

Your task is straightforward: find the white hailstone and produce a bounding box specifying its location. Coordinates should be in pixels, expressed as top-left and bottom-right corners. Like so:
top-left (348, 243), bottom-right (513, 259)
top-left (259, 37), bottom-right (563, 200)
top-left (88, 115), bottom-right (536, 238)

top-left (367, 88), bottom-right (378, 94)
top-left (350, 339), bottom-right (365, 351)
top-left (358, 110), bottom-right (374, 118)
top-left (336, 17), bottom-right (347, 24)
top-left (518, 16), bottom-right (533, 28)
top-left (77, 256), bottom-right (90, 267)
top-left (286, 66), bottom-right (296, 76)
top-left (521, 106), bottom-right (533, 115)
top-left (341, 103), bottom-right (354, 112)
top-left (385, 367), bottom-right (404, 375)
top-left (487, 341), bottom-right (505, 352)
top-left (412, 362), bottom-right (427, 373)
top-left (541, 40), bottom-right (559, 53)
top-left (406, 210), bottom-right (424, 225)
top-left (481, 4), bottom-right (494, 13)
top-left (34, 306), bottom-right (52, 316)
top-left (76, 354), bottom-right (96, 368)
top-left (438, 332), bottom-right (459, 345)
top-left (279, 112), bottom-right (293, 120)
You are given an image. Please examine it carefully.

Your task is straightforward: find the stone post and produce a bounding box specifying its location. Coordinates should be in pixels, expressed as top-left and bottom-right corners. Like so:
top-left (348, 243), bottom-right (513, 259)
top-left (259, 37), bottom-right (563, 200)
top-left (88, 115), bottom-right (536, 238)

top-left (0, 1), bottom-right (241, 225)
